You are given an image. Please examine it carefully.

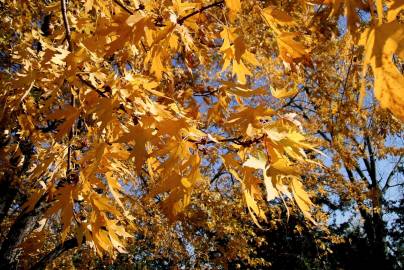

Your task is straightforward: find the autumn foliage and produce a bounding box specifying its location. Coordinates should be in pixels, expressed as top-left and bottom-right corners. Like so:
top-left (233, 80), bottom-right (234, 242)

top-left (0, 0), bottom-right (403, 269)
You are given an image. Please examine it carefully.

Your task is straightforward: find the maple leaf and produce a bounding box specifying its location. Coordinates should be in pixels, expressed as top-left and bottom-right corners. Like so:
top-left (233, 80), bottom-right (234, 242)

top-left (261, 6), bottom-right (296, 26)
top-left (360, 21), bottom-right (404, 121)
top-left (220, 27), bottom-right (258, 83)
top-left (47, 105), bottom-right (80, 140)
top-left (225, 0), bottom-right (241, 13)
top-left (277, 32), bottom-right (308, 64)
top-left (6, 0), bottom-right (404, 266)
top-left (270, 85), bottom-right (298, 99)
top-left (290, 177), bottom-right (316, 223)
top-left (45, 184), bottom-right (75, 242)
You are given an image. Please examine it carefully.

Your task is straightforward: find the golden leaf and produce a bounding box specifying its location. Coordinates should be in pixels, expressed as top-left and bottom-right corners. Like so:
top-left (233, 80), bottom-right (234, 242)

top-left (225, 0), bottom-right (241, 12)
top-left (261, 6), bottom-right (295, 26)
top-left (290, 177), bottom-right (316, 223)
top-left (277, 32), bottom-right (308, 63)
top-left (360, 21), bottom-right (404, 121)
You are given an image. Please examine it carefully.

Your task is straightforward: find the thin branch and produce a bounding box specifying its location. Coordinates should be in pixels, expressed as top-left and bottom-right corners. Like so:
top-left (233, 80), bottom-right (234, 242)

top-left (61, 0), bottom-right (75, 174)
top-left (61, 0), bottom-right (72, 51)
top-left (345, 167), bottom-right (355, 182)
top-left (77, 74), bottom-right (108, 98)
top-left (342, 46), bottom-right (355, 93)
top-left (382, 156), bottom-right (403, 192)
top-left (112, 0), bottom-right (134, 15)
top-left (193, 89), bottom-right (219, 97)
top-left (385, 182), bottom-right (404, 189)
top-left (188, 135), bottom-right (264, 147)
top-left (178, 0), bottom-right (225, 25)
top-left (210, 166), bottom-right (225, 184)
top-left (281, 92), bottom-right (299, 109)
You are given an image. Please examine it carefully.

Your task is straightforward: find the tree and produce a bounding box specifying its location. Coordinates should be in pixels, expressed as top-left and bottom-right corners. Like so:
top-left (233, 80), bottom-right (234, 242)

top-left (0, 0), bottom-right (403, 269)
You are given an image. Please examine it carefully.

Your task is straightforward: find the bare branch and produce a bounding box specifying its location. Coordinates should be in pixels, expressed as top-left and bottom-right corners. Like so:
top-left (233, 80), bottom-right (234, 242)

top-left (382, 156), bottom-right (403, 192)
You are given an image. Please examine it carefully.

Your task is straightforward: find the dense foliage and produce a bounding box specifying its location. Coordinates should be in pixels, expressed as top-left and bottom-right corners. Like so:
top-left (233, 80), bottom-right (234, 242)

top-left (0, 0), bottom-right (403, 269)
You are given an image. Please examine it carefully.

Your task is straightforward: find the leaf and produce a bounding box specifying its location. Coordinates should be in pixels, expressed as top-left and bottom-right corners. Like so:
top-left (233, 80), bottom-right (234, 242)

top-left (225, 0), bottom-right (241, 12)
top-left (359, 21), bottom-right (404, 121)
top-left (118, 125), bottom-right (154, 173)
top-left (387, 0), bottom-right (404, 22)
top-left (276, 32), bottom-right (308, 63)
top-left (243, 152), bottom-right (267, 171)
top-left (47, 105), bottom-right (80, 140)
top-left (45, 185), bottom-right (75, 242)
top-left (228, 168), bottom-right (267, 226)
top-left (261, 6), bottom-right (295, 26)
top-left (290, 177), bottom-right (316, 223)
top-left (105, 172), bottom-right (125, 210)
top-left (270, 86), bottom-right (298, 99)
top-left (220, 27), bottom-right (257, 83)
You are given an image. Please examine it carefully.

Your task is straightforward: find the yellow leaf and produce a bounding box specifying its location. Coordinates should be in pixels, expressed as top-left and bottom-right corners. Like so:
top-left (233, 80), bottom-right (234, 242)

top-left (387, 0), bottom-right (404, 22)
top-left (261, 6), bottom-right (295, 26)
top-left (277, 32), bottom-right (308, 63)
top-left (181, 177), bottom-right (192, 188)
top-left (243, 152), bottom-right (267, 170)
top-left (232, 59), bottom-right (252, 84)
top-left (47, 105), bottom-right (80, 140)
top-left (94, 229), bottom-right (112, 253)
top-left (225, 0), bottom-right (241, 12)
top-left (360, 21), bottom-right (404, 121)
top-left (106, 172), bottom-right (125, 210)
top-left (270, 86), bottom-right (298, 99)
top-left (290, 177), bottom-right (316, 223)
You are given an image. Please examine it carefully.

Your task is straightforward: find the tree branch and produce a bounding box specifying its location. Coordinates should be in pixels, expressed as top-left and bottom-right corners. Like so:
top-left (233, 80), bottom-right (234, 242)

top-left (365, 136), bottom-right (377, 186)
top-left (113, 0), bottom-right (134, 15)
top-left (178, 1), bottom-right (224, 25)
top-left (30, 238), bottom-right (78, 270)
top-left (61, 0), bottom-right (72, 51)
top-left (193, 89), bottom-right (219, 97)
top-left (77, 74), bottom-right (108, 98)
top-left (188, 135), bottom-right (264, 147)
top-left (210, 166), bottom-right (225, 184)
top-left (61, 0), bottom-right (75, 175)
top-left (382, 155), bottom-right (403, 192)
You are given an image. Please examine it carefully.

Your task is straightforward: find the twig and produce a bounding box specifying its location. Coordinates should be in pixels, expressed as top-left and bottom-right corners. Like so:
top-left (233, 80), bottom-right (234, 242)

top-left (113, 0), bottom-right (134, 15)
top-left (382, 156), bottom-right (403, 192)
top-left (193, 89), bottom-right (219, 97)
top-left (210, 166), bottom-right (225, 184)
top-left (188, 135), bottom-right (264, 147)
top-left (177, 0), bottom-right (224, 25)
top-left (77, 74), bottom-right (108, 98)
top-left (61, 0), bottom-right (73, 51)
top-left (61, 0), bottom-right (75, 174)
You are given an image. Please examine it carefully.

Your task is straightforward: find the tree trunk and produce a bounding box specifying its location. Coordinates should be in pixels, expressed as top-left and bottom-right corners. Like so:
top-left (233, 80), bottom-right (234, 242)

top-left (0, 197), bottom-right (45, 269)
top-left (0, 172), bottom-right (18, 225)
top-left (361, 187), bottom-right (391, 269)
